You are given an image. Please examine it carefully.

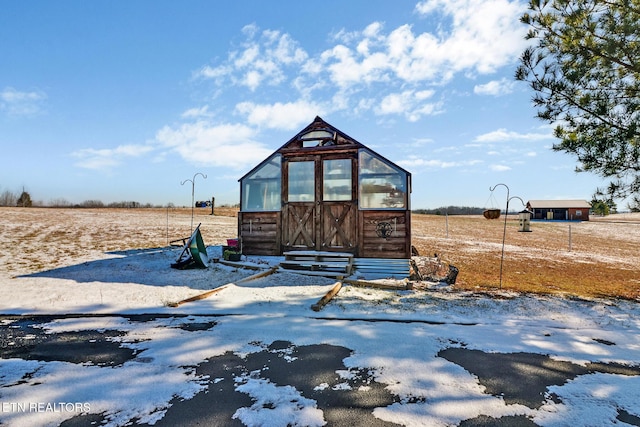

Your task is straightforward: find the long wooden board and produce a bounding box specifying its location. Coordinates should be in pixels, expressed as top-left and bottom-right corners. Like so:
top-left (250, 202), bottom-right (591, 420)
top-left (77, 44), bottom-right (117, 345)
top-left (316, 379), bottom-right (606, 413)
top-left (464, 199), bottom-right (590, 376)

top-left (343, 278), bottom-right (413, 290)
top-left (168, 267), bottom-right (278, 307)
top-left (311, 281), bottom-right (343, 311)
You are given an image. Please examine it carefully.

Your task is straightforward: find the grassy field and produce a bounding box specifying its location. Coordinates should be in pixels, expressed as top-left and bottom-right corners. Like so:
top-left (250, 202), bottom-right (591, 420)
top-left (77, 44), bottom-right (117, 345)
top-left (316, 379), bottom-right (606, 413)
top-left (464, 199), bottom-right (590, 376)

top-left (0, 207), bottom-right (638, 300)
top-left (411, 212), bottom-right (640, 299)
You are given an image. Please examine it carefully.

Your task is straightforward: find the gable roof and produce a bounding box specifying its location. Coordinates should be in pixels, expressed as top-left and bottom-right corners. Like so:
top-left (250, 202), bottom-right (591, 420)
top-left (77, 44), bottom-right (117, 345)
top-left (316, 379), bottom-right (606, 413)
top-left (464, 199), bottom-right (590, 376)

top-left (239, 116), bottom-right (412, 184)
top-left (527, 200), bottom-right (591, 209)
top-left (277, 116), bottom-right (364, 152)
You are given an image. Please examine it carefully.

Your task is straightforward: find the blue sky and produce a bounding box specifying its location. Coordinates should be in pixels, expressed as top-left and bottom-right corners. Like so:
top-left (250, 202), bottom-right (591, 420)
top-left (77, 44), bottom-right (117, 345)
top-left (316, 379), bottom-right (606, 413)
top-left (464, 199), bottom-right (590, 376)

top-left (0, 0), bottom-right (608, 209)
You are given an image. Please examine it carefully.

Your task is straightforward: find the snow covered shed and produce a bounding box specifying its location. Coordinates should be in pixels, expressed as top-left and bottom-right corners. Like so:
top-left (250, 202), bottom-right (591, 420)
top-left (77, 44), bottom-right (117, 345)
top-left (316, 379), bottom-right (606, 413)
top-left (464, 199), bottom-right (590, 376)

top-left (238, 116), bottom-right (412, 258)
top-left (526, 200), bottom-right (591, 221)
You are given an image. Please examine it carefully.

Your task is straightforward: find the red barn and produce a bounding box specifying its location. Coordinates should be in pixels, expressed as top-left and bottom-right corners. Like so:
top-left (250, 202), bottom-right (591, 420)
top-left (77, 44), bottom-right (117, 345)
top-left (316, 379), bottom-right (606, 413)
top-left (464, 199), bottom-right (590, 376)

top-left (526, 200), bottom-right (591, 221)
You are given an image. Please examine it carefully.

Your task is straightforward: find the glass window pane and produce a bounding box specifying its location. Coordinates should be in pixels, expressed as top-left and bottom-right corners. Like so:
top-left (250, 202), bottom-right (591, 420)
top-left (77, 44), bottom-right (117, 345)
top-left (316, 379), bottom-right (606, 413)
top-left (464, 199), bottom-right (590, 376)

top-left (301, 130), bottom-right (333, 139)
top-left (288, 161), bottom-right (315, 202)
top-left (323, 159), bottom-right (352, 201)
top-left (242, 154), bottom-right (281, 211)
top-left (359, 149), bottom-right (406, 209)
top-left (300, 130), bottom-right (334, 147)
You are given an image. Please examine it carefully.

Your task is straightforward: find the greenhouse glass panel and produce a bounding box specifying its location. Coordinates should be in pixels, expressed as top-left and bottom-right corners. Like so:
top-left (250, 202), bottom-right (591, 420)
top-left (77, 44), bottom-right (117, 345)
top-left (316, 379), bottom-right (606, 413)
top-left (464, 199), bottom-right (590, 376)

top-left (288, 161), bottom-right (315, 202)
top-left (359, 149), bottom-right (407, 209)
top-left (242, 154), bottom-right (281, 211)
top-left (323, 159), bottom-right (352, 201)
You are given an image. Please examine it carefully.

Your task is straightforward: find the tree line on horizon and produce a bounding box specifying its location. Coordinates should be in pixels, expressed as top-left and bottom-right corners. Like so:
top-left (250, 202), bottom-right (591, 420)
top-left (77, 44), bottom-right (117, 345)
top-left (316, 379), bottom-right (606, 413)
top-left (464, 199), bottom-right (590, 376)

top-left (0, 188), bottom-right (243, 209)
top-left (412, 206), bottom-right (486, 215)
top-left (0, 190), bottom-right (163, 208)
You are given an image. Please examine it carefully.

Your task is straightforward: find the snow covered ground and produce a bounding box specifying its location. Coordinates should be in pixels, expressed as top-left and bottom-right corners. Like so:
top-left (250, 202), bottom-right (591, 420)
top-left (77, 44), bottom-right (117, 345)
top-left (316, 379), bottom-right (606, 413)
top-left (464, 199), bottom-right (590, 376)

top-left (1, 243), bottom-right (640, 426)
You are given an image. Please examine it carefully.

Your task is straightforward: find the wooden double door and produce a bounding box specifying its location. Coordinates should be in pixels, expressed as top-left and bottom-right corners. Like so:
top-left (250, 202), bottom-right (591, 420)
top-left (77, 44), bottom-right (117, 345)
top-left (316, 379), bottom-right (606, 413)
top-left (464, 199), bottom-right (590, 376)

top-left (282, 155), bottom-right (357, 254)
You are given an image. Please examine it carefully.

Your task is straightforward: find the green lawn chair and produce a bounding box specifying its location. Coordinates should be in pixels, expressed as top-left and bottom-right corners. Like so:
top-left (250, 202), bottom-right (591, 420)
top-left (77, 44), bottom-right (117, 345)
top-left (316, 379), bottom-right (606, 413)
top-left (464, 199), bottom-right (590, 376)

top-left (171, 223), bottom-right (209, 269)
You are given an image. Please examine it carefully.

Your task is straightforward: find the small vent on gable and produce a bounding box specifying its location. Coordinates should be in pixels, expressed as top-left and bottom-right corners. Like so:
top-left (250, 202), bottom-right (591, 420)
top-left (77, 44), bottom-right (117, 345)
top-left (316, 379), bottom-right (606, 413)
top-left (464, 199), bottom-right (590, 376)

top-left (300, 129), bottom-right (336, 147)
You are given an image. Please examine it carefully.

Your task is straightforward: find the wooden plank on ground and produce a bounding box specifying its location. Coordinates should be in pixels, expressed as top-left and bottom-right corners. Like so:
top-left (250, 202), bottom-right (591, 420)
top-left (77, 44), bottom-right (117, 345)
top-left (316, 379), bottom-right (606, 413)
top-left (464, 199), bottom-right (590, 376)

top-left (168, 267), bottom-right (278, 307)
top-left (167, 285), bottom-right (231, 307)
top-left (343, 278), bottom-right (413, 291)
top-left (218, 260), bottom-right (263, 270)
top-left (236, 267), bottom-right (279, 284)
top-left (311, 281), bottom-right (343, 311)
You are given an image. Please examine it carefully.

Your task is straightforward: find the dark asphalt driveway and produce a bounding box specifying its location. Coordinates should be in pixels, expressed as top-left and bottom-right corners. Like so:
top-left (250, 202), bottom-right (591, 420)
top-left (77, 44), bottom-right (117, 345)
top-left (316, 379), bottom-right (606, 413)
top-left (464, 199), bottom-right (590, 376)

top-left (2, 315), bottom-right (640, 427)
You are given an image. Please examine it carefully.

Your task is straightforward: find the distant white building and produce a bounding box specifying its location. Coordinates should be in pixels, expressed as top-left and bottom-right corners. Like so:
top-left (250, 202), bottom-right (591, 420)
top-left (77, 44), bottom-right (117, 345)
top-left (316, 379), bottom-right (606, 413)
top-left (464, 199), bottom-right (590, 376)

top-left (526, 200), bottom-right (592, 221)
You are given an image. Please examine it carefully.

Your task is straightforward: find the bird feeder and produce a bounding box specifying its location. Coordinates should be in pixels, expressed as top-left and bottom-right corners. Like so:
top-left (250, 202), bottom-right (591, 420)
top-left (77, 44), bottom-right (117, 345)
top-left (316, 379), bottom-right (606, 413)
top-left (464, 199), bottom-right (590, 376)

top-left (518, 209), bottom-right (532, 232)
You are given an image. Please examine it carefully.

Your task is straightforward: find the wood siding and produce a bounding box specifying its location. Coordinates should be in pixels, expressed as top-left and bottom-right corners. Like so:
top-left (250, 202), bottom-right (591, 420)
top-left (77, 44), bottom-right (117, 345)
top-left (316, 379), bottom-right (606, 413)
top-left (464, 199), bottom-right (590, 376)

top-left (238, 211), bottom-right (280, 255)
top-left (358, 210), bottom-right (411, 258)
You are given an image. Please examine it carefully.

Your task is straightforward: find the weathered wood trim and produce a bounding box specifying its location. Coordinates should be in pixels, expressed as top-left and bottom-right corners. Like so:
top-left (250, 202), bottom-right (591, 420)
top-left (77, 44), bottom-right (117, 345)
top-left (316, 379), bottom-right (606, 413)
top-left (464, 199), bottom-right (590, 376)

top-left (280, 146), bottom-right (359, 157)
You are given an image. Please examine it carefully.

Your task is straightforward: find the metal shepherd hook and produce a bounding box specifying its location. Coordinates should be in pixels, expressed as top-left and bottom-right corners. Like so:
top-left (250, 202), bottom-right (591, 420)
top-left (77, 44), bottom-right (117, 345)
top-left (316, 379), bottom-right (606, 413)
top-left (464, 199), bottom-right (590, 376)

top-left (182, 172), bottom-right (207, 232)
top-left (489, 183), bottom-right (525, 289)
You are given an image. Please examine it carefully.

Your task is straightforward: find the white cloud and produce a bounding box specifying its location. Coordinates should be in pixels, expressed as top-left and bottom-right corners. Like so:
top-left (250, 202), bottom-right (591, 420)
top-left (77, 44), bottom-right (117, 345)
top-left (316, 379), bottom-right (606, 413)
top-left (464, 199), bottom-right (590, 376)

top-left (0, 87), bottom-right (47, 116)
top-left (72, 145), bottom-right (154, 170)
top-left (474, 128), bottom-right (553, 143)
top-left (195, 64), bottom-right (233, 82)
top-left (318, 43), bottom-right (392, 89)
top-left (397, 156), bottom-right (482, 168)
top-left (375, 89), bottom-right (441, 121)
top-left (194, 26), bottom-right (308, 91)
top-left (408, 102), bottom-right (443, 121)
top-left (154, 121), bottom-right (272, 168)
top-left (377, 91), bottom-right (413, 115)
top-left (474, 78), bottom-right (515, 96)
top-left (411, 137), bottom-right (434, 147)
top-left (414, 0), bottom-right (527, 74)
top-left (433, 145), bottom-right (462, 153)
top-left (235, 100), bottom-right (326, 131)
top-left (193, 0), bottom-right (527, 123)
top-left (181, 106), bottom-right (213, 119)
top-left (241, 23), bottom-right (260, 38)
top-left (413, 159), bottom-right (458, 168)
top-left (312, 0), bottom-right (527, 90)
top-left (266, 30), bottom-right (308, 65)
top-left (490, 164), bottom-right (512, 171)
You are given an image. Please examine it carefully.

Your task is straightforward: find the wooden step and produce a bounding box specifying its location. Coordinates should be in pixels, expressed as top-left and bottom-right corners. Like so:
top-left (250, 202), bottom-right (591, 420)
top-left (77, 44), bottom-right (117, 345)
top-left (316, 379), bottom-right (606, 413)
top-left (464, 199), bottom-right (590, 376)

top-left (281, 251), bottom-right (354, 276)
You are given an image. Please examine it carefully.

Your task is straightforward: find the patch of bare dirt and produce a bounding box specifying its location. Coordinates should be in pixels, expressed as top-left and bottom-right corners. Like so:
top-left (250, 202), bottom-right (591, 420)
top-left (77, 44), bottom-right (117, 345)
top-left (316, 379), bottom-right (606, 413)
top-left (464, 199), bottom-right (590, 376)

top-left (0, 207), bottom-right (237, 277)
